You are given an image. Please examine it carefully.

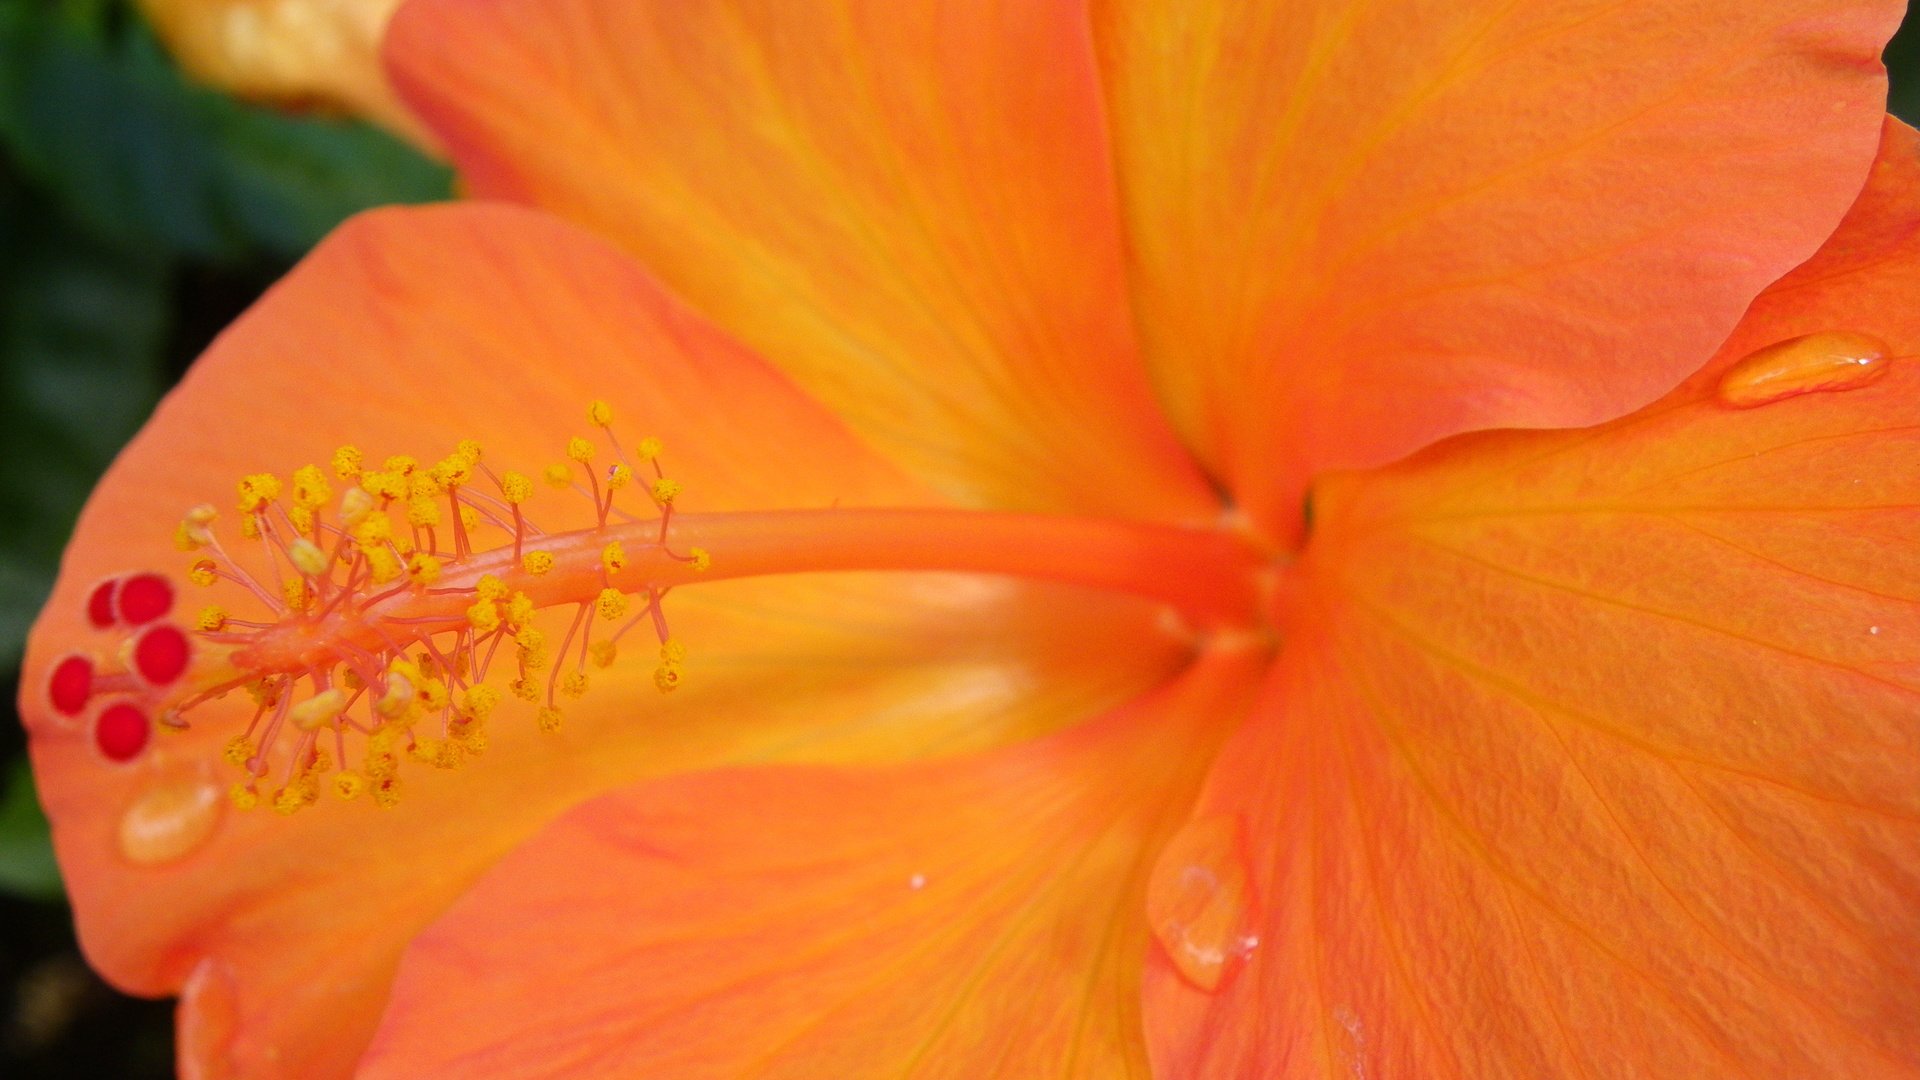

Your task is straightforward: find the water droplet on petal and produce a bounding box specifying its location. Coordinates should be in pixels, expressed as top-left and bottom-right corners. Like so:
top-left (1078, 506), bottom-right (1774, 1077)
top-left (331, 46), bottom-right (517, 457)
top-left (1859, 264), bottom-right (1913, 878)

top-left (119, 780), bottom-right (223, 866)
top-left (177, 957), bottom-right (239, 1080)
top-left (1716, 330), bottom-right (1891, 408)
top-left (1147, 813), bottom-right (1260, 992)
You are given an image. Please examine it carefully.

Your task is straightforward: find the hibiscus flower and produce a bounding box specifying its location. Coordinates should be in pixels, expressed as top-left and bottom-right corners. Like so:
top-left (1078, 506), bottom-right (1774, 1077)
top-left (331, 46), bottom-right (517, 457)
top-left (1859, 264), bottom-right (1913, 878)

top-left (21, 0), bottom-right (1920, 1076)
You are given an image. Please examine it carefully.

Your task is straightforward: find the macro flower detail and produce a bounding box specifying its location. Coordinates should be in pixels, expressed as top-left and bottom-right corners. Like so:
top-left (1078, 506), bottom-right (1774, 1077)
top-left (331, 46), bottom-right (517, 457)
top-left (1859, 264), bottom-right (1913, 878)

top-left (18, 0), bottom-right (1920, 1077)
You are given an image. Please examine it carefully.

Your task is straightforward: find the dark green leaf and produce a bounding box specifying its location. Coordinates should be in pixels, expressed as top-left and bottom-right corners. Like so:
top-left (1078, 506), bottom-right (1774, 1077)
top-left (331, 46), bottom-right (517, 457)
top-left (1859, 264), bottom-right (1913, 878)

top-left (0, 759), bottom-right (62, 900)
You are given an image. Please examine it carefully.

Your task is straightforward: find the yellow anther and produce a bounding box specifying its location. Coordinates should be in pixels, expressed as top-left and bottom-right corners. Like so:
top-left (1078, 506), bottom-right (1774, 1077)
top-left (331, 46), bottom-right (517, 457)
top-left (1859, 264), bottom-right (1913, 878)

top-left (282, 579), bottom-right (310, 609)
top-left (289, 689), bottom-right (347, 731)
top-left (588, 399), bottom-right (613, 427)
top-left (236, 472), bottom-right (281, 512)
top-left (431, 455), bottom-right (472, 488)
top-left (651, 477), bottom-right (682, 504)
top-left (588, 640), bottom-right (618, 668)
top-left (510, 677), bottom-right (540, 702)
top-left (288, 505), bottom-right (315, 535)
top-left (638, 436), bottom-right (663, 461)
top-left (543, 463), bottom-right (571, 488)
top-left (455, 438), bottom-right (483, 465)
top-left (406, 495), bottom-right (442, 528)
top-left (333, 772), bottom-right (366, 800)
top-left (601, 540), bottom-right (626, 574)
top-left (188, 558), bottom-right (218, 587)
top-left (361, 470), bottom-right (406, 501)
top-left (196, 606), bottom-right (227, 632)
top-left (228, 784), bottom-right (259, 811)
top-left (331, 445), bottom-right (363, 480)
top-left (338, 486), bottom-right (375, 527)
top-left (560, 671), bottom-right (590, 698)
top-left (289, 538), bottom-right (329, 577)
top-left (454, 722), bottom-right (488, 754)
top-left (409, 472), bottom-right (445, 501)
top-left (460, 685), bottom-right (502, 720)
top-left (689, 547), bottom-right (712, 572)
top-left (246, 679), bottom-right (282, 708)
top-left (175, 505), bottom-right (217, 549)
top-left (303, 749), bottom-right (333, 777)
top-left (371, 777), bottom-right (401, 809)
top-left (271, 787), bottom-right (305, 816)
top-left (501, 471), bottom-right (533, 505)
top-left (607, 463), bottom-right (632, 489)
top-left (240, 515), bottom-right (261, 541)
top-left (660, 639), bottom-right (687, 663)
top-left (536, 706), bottom-right (564, 732)
top-left (523, 550), bottom-right (554, 575)
top-left (654, 661), bottom-right (685, 693)
top-left (430, 740), bottom-right (464, 770)
top-left (416, 678), bottom-right (449, 713)
top-left (384, 454), bottom-right (418, 475)
top-left (291, 465), bottom-right (332, 509)
top-left (365, 753), bottom-right (398, 784)
top-left (366, 731), bottom-right (399, 776)
top-left (476, 574), bottom-right (510, 602)
top-left (407, 552), bottom-right (444, 586)
top-left (366, 547), bottom-right (403, 585)
top-left (467, 599), bottom-right (501, 634)
top-left (352, 513), bottom-right (393, 546)
top-left (460, 505), bottom-right (479, 532)
top-left (375, 672), bottom-right (415, 720)
top-left (222, 736), bottom-right (253, 766)
top-left (505, 592), bottom-right (536, 630)
top-left (407, 737), bottom-right (441, 764)
top-left (596, 587), bottom-right (629, 621)
top-left (566, 437), bottom-right (595, 464)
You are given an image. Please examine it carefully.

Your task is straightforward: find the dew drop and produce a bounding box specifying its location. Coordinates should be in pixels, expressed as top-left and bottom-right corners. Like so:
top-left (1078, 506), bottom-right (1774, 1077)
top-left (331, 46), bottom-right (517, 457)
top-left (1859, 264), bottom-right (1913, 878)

top-left (1147, 813), bottom-right (1261, 992)
top-left (95, 703), bottom-right (151, 763)
top-left (1716, 330), bottom-right (1891, 408)
top-left (177, 957), bottom-right (239, 1080)
top-left (119, 780), bottom-right (223, 867)
top-left (48, 655), bottom-right (93, 716)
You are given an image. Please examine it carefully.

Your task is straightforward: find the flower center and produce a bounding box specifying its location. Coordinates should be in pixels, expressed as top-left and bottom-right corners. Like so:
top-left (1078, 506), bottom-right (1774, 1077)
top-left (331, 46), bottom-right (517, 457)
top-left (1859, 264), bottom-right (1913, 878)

top-left (45, 400), bottom-right (1267, 814)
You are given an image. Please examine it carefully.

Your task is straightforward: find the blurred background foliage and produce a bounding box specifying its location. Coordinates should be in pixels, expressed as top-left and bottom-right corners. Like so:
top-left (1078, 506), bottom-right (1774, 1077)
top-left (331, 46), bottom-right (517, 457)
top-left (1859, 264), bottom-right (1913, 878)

top-left (0, 0), bottom-right (1917, 1074)
top-left (0, 0), bottom-right (449, 1073)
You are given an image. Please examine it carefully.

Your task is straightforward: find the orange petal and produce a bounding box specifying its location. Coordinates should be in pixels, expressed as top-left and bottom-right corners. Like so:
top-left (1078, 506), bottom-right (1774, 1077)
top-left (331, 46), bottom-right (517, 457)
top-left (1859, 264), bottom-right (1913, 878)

top-left (1095, 0), bottom-right (1902, 540)
top-left (137, 0), bottom-right (433, 146)
top-left (358, 648), bottom-right (1263, 1078)
top-left (18, 204), bottom-right (1193, 1079)
top-left (1143, 122), bottom-right (1920, 1076)
top-left (383, 0), bottom-right (1217, 522)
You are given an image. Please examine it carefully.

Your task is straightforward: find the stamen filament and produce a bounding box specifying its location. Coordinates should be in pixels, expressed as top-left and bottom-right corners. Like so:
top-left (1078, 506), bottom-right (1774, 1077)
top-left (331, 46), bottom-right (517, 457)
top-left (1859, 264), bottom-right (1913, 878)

top-left (228, 506), bottom-right (1258, 676)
